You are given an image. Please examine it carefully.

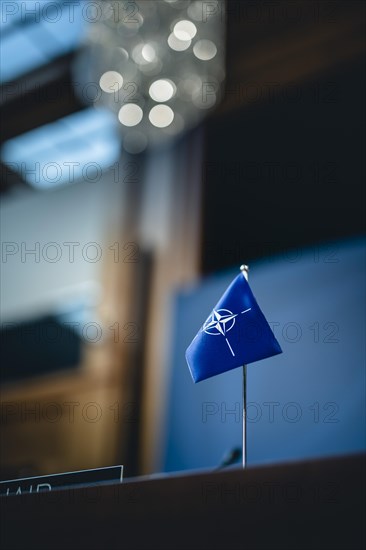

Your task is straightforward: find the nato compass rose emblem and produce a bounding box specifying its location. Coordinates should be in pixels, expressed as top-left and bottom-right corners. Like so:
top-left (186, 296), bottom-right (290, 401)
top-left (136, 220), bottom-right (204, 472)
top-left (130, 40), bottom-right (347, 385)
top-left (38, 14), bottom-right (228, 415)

top-left (202, 307), bottom-right (251, 356)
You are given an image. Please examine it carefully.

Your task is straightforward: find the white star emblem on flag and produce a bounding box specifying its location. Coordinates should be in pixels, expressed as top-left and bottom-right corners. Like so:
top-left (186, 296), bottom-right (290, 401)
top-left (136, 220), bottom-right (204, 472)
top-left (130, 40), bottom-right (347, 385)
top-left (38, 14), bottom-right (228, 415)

top-left (202, 307), bottom-right (252, 356)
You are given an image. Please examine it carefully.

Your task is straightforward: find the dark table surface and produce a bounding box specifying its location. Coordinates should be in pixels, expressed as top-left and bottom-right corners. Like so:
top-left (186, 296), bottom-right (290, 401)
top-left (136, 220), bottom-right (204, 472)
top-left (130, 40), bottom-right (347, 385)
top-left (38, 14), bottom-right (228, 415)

top-left (1, 453), bottom-right (365, 550)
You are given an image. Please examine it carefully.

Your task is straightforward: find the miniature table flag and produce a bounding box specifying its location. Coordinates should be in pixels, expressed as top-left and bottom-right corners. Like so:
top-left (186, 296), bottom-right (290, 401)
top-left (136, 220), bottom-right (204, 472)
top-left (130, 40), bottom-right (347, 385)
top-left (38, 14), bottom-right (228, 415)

top-left (186, 272), bottom-right (282, 382)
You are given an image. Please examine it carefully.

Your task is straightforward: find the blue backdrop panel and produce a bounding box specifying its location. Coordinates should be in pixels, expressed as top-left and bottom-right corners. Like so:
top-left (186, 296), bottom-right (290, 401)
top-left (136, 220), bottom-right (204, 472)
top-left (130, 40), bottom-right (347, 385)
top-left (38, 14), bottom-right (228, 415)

top-left (163, 238), bottom-right (365, 472)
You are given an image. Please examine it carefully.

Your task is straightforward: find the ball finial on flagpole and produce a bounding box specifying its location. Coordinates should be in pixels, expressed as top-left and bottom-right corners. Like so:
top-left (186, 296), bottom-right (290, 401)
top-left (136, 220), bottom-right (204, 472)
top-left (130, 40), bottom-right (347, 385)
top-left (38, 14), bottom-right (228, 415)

top-left (240, 264), bottom-right (249, 280)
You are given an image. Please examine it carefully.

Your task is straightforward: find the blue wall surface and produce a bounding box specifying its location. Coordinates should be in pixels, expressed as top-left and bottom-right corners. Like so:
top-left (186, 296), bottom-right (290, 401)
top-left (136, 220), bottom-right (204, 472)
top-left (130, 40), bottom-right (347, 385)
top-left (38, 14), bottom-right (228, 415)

top-left (163, 238), bottom-right (365, 472)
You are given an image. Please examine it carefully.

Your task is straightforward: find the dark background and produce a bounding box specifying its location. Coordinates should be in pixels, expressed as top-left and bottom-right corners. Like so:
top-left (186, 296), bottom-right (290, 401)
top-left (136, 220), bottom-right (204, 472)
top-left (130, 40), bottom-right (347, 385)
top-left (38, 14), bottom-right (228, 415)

top-left (201, 0), bottom-right (365, 272)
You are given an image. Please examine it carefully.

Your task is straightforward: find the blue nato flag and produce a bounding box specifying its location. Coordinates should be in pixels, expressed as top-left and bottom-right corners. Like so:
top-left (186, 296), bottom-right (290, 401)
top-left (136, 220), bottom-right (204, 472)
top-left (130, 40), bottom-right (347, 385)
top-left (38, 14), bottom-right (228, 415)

top-left (186, 271), bottom-right (282, 382)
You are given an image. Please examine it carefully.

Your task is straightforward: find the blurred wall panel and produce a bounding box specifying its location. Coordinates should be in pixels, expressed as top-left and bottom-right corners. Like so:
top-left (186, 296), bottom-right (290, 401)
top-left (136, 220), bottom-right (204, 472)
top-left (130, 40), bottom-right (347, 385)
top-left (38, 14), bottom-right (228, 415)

top-left (139, 130), bottom-right (204, 474)
top-left (1, 175), bottom-right (117, 322)
top-left (0, 171), bottom-right (140, 478)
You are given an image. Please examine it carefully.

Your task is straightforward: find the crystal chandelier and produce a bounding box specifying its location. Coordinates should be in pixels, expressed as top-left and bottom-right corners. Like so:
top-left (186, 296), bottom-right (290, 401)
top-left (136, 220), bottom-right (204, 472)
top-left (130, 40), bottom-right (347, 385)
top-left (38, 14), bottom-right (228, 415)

top-left (75, 0), bottom-right (226, 153)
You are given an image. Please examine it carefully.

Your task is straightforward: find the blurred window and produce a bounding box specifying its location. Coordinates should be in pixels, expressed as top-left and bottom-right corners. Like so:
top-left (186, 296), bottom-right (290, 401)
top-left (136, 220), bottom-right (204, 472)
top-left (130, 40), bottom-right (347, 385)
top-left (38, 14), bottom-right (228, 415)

top-left (0, 0), bottom-right (86, 83)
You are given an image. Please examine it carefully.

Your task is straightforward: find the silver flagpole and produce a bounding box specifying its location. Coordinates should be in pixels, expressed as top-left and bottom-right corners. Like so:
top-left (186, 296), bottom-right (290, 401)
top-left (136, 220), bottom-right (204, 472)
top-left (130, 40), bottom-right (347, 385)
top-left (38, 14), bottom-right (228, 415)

top-left (240, 264), bottom-right (249, 468)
